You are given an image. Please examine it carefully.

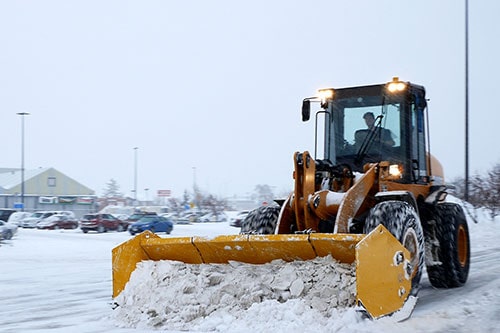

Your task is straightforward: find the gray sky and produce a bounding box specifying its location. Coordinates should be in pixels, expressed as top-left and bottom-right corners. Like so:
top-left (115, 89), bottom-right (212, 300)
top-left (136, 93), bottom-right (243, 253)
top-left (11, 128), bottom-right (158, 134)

top-left (1, 1), bottom-right (499, 200)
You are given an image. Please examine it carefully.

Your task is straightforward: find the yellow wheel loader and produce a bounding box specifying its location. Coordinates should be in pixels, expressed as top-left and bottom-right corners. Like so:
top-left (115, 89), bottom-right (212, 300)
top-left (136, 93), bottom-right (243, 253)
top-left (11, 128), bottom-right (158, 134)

top-left (112, 78), bottom-right (470, 319)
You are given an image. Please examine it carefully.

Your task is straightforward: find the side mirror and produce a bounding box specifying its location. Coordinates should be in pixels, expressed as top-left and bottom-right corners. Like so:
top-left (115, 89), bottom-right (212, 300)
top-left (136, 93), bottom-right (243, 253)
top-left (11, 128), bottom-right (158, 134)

top-left (302, 100), bottom-right (310, 122)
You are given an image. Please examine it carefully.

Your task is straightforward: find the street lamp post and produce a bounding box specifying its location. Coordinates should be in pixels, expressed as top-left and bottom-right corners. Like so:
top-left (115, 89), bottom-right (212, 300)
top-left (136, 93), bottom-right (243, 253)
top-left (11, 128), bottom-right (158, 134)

top-left (17, 112), bottom-right (30, 211)
top-left (133, 147), bottom-right (138, 205)
top-left (464, 0), bottom-right (470, 201)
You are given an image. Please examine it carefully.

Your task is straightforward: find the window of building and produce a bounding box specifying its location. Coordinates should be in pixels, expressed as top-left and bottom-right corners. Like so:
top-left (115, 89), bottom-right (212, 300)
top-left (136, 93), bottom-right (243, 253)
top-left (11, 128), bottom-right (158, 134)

top-left (48, 177), bottom-right (56, 187)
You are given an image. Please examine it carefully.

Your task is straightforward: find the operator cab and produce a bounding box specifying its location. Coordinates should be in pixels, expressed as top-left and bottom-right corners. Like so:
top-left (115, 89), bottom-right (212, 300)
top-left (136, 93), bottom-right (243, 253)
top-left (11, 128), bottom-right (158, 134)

top-left (302, 77), bottom-right (429, 184)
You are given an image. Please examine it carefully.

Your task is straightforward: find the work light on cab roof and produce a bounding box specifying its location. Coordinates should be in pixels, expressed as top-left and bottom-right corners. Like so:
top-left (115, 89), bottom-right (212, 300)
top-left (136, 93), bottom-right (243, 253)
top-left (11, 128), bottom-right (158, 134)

top-left (386, 76), bottom-right (408, 93)
top-left (317, 88), bottom-right (335, 108)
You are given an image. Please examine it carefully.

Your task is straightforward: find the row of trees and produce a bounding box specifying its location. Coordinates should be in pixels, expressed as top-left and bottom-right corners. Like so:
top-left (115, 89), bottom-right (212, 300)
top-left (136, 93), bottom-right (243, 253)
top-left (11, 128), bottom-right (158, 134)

top-left (450, 162), bottom-right (500, 219)
top-left (101, 179), bottom-right (279, 214)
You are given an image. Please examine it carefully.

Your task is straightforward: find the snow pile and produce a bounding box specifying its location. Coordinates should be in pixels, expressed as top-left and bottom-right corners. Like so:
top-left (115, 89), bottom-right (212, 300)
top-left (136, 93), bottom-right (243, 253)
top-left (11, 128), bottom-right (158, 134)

top-left (112, 256), bottom-right (357, 331)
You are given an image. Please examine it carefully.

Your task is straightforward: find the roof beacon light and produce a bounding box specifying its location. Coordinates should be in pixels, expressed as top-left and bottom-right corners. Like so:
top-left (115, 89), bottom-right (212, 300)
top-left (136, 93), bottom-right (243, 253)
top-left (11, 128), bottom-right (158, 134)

top-left (387, 77), bottom-right (407, 93)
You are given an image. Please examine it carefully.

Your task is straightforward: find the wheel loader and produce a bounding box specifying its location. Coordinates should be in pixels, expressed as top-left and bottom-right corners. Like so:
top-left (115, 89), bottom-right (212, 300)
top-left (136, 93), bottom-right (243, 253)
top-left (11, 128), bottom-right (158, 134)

top-left (112, 78), bottom-right (470, 319)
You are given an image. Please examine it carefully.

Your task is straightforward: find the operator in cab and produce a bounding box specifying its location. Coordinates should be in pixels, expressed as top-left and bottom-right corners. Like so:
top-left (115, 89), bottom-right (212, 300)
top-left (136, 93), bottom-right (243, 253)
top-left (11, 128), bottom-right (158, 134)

top-left (362, 112), bottom-right (394, 147)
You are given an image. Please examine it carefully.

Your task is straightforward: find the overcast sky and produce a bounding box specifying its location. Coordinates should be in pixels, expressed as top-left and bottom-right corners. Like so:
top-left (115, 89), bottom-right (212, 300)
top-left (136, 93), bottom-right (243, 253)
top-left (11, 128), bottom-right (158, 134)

top-left (1, 1), bottom-right (498, 200)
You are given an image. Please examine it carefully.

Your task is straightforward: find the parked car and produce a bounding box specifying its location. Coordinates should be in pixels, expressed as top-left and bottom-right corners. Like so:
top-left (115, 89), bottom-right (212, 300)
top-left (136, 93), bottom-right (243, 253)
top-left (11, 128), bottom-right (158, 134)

top-left (176, 212), bottom-right (202, 224)
top-left (128, 215), bottom-right (173, 235)
top-left (112, 213), bottom-right (130, 221)
top-left (55, 211), bottom-right (76, 219)
top-left (123, 212), bottom-right (157, 229)
top-left (199, 212), bottom-right (228, 222)
top-left (229, 210), bottom-right (250, 228)
top-left (7, 212), bottom-right (31, 226)
top-left (21, 211), bottom-right (59, 228)
top-left (0, 209), bottom-right (17, 223)
top-left (160, 212), bottom-right (178, 220)
top-left (37, 214), bottom-right (79, 230)
top-left (80, 213), bottom-right (127, 233)
top-left (0, 220), bottom-right (18, 240)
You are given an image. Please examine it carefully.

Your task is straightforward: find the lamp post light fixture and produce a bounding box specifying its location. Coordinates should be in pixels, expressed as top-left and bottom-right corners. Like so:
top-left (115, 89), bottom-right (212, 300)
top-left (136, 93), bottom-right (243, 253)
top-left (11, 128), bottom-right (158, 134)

top-left (17, 112), bottom-right (30, 211)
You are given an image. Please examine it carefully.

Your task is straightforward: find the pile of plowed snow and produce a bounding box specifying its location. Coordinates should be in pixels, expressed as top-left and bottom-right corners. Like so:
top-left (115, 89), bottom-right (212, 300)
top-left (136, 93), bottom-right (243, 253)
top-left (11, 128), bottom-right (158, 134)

top-left (112, 255), bottom-right (356, 331)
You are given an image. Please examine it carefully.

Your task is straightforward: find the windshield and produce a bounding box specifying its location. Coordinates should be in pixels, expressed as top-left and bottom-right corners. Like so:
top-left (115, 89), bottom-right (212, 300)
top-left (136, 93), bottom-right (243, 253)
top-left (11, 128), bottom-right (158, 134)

top-left (138, 216), bottom-right (159, 223)
top-left (128, 214), bottom-right (146, 220)
top-left (328, 94), bottom-right (403, 169)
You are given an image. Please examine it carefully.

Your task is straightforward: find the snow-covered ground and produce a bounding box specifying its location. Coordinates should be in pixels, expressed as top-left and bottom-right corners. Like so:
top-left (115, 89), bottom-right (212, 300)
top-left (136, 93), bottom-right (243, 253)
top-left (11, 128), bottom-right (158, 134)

top-left (0, 207), bottom-right (499, 333)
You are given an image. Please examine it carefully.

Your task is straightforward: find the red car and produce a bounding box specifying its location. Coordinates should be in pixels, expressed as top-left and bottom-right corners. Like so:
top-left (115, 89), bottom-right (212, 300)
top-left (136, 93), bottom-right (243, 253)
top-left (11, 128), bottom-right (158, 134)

top-left (37, 214), bottom-right (79, 230)
top-left (80, 213), bottom-right (127, 233)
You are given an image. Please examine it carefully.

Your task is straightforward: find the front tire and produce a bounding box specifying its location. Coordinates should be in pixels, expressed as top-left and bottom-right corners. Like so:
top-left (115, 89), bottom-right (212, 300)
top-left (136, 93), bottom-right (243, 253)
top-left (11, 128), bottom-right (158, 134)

top-left (364, 200), bottom-right (425, 297)
top-left (240, 205), bottom-right (280, 234)
top-left (421, 203), bottom-right (470, 288)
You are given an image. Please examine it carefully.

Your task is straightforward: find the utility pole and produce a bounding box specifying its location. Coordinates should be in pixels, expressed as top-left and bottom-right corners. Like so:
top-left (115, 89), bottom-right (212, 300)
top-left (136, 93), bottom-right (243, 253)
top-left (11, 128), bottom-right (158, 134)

top-left (17, 112), bottom-right (30, 211)
top-left (134, 147), bottom-right (138, 205)
top-left (464, 0), bottom-right (470, 201)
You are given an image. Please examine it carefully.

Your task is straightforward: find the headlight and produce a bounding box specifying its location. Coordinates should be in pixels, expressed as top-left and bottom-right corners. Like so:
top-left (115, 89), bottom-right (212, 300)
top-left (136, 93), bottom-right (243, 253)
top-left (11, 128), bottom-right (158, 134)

top-left (389, 164), bottom-right (403, 178)
top-left (379, 161), bottom-right (403, 180)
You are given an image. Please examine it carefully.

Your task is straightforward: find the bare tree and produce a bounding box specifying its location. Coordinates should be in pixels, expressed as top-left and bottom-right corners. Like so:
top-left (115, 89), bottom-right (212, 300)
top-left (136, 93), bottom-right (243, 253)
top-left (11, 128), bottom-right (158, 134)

top-left (252, 184), bottom-right (275, 206)
top-left (167, 197), bottom-right (182, 215)
top-left (450, 162), bottom-right (500, 219)
top-left (201, 194), bottom-right (227, 217)
top-left (484, 164), bottom-right (500, 218)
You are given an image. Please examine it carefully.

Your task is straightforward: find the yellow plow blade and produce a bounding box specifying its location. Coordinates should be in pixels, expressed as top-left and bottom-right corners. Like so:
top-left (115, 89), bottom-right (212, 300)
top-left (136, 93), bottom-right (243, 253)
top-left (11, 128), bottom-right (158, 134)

top-left (112, 224), bottom-right (411, 319)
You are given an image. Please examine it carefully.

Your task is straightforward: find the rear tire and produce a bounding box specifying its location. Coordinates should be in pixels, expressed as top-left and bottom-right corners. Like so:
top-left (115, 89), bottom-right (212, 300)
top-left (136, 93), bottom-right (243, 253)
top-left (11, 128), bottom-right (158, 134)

top-left (363, 200), bottom-right (425, 296)
top-left (422, 203), bottom-right (470, 288)
top-left (240, 205), bottom-right (280, 234)
top-left (4, 230), bottom-right (13, 240)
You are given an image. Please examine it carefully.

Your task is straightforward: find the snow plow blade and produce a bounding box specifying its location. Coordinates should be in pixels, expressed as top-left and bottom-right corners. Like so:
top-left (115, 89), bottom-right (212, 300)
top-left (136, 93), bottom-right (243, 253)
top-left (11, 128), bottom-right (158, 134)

top-left (112, 224), bottom-right (412, 319)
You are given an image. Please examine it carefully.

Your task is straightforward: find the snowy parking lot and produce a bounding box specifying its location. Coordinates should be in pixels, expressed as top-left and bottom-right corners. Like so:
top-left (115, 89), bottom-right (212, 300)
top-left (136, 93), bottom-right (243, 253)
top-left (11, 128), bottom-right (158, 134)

top-left (0, 209), bottom-right (499, 333)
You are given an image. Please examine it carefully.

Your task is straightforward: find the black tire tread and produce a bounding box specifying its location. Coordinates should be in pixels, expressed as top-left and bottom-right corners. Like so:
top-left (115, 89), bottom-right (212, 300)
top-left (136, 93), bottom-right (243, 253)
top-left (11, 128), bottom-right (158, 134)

top-left (363, 200), bottom-right (425, 296)
top-left (240, 206), bottom-right (280, 234)
top-left (422, 203), bottom-right (470, 288)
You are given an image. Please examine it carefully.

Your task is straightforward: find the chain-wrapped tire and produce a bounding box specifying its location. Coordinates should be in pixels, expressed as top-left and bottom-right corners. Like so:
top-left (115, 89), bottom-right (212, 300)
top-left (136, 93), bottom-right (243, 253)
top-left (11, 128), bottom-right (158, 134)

top-left (363, 200), bottom-right (425, 296)
top-left (422, 202), bottom-right (470, 288)
top-left (240, 205), bottom-right (280, 234)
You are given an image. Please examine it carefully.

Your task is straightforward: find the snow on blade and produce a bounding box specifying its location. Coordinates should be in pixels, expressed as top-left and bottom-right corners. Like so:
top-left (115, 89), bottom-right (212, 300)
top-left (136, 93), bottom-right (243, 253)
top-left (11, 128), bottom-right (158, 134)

top-left (112, 255), bottom-right (356, 331)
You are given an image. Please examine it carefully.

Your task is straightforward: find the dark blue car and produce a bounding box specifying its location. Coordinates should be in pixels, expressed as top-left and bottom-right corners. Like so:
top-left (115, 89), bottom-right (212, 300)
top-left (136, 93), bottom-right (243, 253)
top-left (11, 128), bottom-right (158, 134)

top-left (128, 215), bottom-right (174, 235)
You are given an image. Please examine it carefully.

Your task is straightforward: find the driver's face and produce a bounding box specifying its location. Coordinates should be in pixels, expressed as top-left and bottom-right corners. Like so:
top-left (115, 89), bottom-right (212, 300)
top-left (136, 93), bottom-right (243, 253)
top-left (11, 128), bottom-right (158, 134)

top-left (364, 115), bottom-right (375, 128)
